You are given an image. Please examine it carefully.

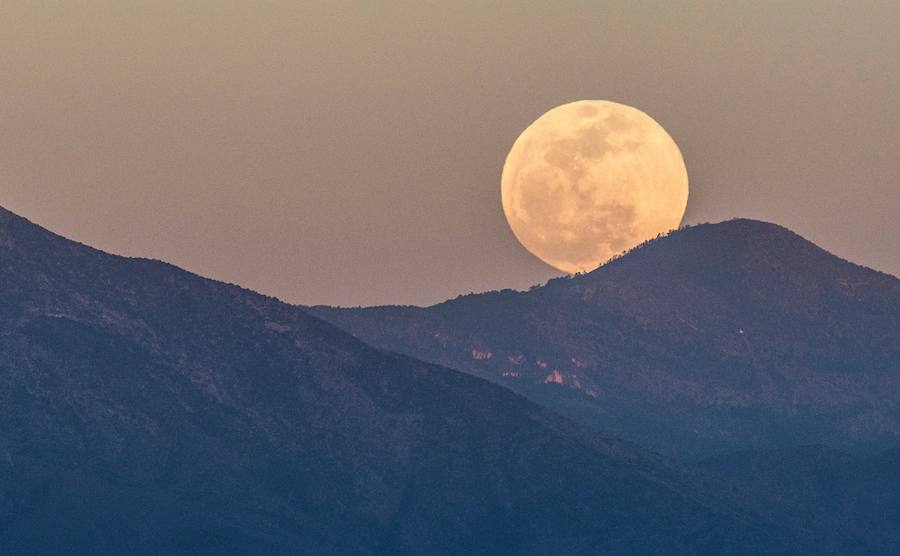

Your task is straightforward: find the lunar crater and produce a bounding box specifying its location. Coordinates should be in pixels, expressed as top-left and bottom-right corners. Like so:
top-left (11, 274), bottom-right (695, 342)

top-left (502, 100), bottom-right (688, 274)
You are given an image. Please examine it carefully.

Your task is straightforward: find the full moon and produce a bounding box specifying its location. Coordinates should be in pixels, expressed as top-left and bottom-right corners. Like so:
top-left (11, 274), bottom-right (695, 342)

top-left (501, 100), bottom-right (689, 274)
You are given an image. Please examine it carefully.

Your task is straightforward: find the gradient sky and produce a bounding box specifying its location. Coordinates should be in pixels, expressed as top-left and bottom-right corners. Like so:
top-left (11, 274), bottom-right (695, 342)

top-left (1, 1), bottom-right (897, 306)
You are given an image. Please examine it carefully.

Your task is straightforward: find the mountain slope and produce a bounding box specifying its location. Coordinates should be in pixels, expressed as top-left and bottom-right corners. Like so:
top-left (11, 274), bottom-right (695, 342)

top-left (698, 445), bottom-right (900, 553)
top-left (311, 219), bottom-right (900, 459)
top-left (0, 207), bottom-right (813, 554)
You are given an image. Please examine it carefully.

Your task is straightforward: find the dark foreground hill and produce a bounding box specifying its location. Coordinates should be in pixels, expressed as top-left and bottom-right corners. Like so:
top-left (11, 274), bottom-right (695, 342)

top-left (0, 206), bottom-right (818, 554)
top-left (311, 219), bottom-right (900, 460)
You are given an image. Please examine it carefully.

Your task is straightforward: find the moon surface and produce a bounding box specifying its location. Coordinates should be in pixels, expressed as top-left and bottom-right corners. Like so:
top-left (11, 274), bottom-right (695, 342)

top-left (501, 100), bottom-right (689, 274)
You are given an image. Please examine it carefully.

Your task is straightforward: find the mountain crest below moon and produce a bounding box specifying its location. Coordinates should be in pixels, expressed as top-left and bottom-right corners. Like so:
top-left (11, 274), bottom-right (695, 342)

top-left (311, 218), bottom-right (900, 460)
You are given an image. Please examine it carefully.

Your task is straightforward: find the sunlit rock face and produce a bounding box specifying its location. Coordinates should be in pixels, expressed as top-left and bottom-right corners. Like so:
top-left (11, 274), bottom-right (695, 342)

top-left (502, 100), bottom-right (688, 273)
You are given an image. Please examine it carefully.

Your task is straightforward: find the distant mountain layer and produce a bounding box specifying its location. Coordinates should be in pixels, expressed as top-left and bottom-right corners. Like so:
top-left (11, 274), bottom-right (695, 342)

top-left (0, 206), bottom-right (821, 554)
top-left (310, 219), bottom-right (900, 459)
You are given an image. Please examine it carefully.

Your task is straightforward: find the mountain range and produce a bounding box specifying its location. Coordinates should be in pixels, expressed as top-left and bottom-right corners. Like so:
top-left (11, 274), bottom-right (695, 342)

top-left (310, 219), bottom-right (900, 460)
top-left (1, 206), bottom-right (898, 554)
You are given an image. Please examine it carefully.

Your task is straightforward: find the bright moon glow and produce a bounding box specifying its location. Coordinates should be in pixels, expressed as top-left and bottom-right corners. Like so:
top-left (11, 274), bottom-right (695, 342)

top-left (501, 100), bottom-right (689, 274)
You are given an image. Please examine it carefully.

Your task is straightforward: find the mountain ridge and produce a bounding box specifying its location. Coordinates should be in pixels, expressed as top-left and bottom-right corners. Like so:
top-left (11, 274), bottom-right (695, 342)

top-left (310, 218), bottom-right (900, 459)
top-left (0, 205), bottom-right (820, 554)
top-left (318, 219), bottom-right (897, 312)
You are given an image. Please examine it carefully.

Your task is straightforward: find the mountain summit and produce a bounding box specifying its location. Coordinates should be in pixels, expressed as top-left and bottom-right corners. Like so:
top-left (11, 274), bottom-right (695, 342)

top-left (311, 219), bottom-right (900, 459)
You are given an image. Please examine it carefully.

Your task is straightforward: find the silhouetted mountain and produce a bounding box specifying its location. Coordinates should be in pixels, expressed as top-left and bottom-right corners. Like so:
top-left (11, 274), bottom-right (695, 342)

top-left (311, 220), bottom-right (900, 460)
top-left (0, 207), bottom-right (819, 554)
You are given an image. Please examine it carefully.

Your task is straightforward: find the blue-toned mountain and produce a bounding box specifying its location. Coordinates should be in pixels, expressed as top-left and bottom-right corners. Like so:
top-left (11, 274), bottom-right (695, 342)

top-left (0, 206), bottom-right (822, 554)
top-left (311, 220), bottom-right (900, 459)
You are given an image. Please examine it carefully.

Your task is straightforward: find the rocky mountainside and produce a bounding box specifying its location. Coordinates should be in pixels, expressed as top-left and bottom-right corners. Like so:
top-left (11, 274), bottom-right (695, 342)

top-left (0, 207), bottom-right (820, 554)
top-left (311, 220), bottom-right (900, 459)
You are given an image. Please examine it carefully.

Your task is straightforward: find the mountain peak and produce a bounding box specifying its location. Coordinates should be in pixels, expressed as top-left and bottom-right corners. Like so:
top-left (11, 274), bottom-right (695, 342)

top-left (671, 218), bottom-right (817, 253)
top-left (695, 217), bottom-right (794, 233)
top-left (311, 216), bottom-right (900, 461)
top-left (563, 217), bottom-right (898, 298)
top-left (0, 203), bottom-right (24, 229)
top-left (0, 205), bottom-right (71, 251)
top-left (0, 204), bottom-right (37, 231)
top-left (599, 218), bottom-right (820, 270)
top-left (0, 206), bottom-right (40, 251)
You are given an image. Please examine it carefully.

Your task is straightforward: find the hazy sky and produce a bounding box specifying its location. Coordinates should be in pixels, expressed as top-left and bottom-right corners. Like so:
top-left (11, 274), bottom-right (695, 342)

top-left (2, 1), bottom-right (897, 306)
